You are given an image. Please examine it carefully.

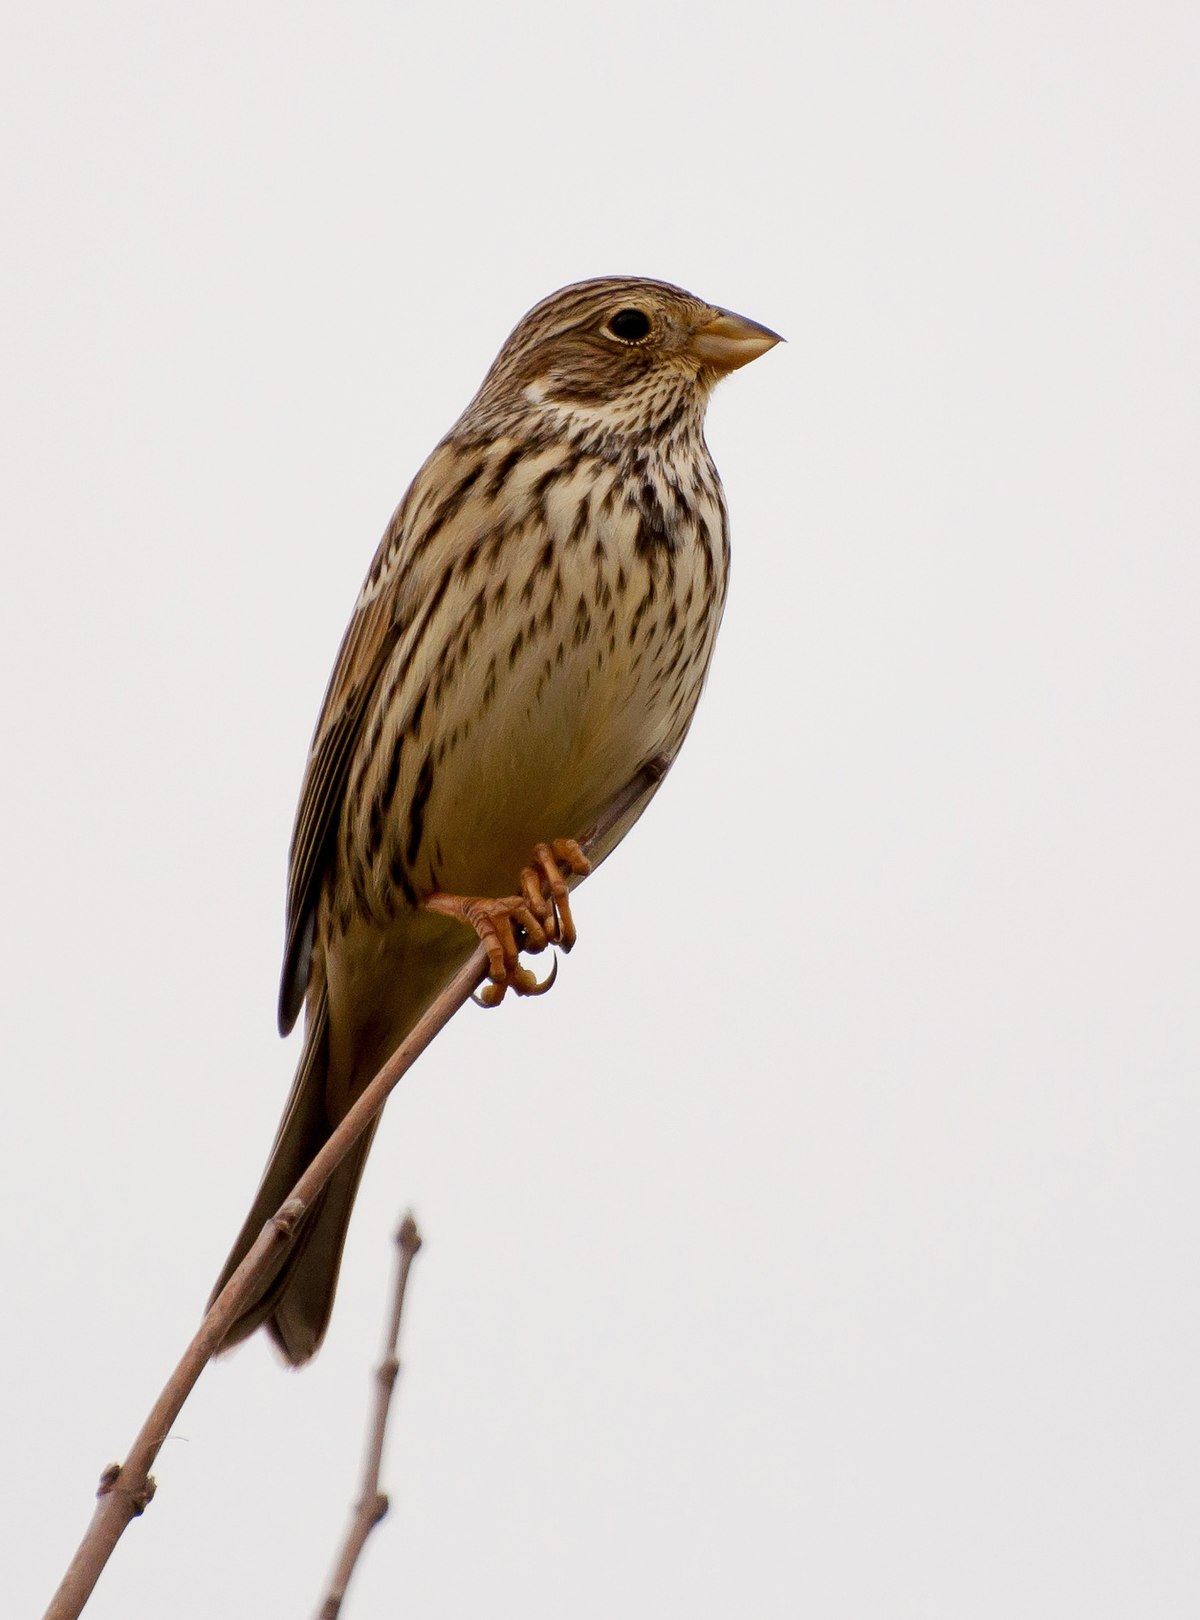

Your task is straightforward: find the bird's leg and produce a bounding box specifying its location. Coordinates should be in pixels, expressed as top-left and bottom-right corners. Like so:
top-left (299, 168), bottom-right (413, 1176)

top-left (424, 838), bottom-right (592, 1008)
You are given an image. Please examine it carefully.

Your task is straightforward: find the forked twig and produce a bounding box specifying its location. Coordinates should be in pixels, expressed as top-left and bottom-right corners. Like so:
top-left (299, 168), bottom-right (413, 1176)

top-left (43, 758), bottom-right (666, 1620)
top-left (316, 1214), bottom-right (423, 1619)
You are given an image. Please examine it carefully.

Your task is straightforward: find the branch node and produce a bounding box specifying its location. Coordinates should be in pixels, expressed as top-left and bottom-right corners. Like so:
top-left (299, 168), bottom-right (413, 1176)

top-left (396, 1212), bottom-right (422, 1256)
top-left (94, 1464), bottom-right (156, 1516)
top-left (271, 1196), bottom-right (307, 1238)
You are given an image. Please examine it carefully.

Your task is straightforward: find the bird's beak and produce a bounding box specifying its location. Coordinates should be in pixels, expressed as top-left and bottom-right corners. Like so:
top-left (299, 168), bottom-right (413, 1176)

top-left (688, 308), bottom-right (783, 373)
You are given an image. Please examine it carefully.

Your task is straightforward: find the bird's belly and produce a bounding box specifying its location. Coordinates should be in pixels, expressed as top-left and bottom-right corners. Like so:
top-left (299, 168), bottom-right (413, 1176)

top-left (323, 638), bottom-right (666, 1095)
top-left (422, 634), bottom-right (681, 897)
top-left (416, 541), bottom-right (719, 899)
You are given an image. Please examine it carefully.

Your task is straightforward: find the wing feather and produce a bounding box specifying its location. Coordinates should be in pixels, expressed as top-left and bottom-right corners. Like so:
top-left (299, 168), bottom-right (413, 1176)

top-left (276, 435), bottom-right (538, 1033)
top-left (277, 578), bottom-right (403, 1033)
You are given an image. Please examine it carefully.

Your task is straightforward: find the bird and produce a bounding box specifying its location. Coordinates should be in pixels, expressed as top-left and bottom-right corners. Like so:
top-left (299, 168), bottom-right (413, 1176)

top-left (209, 276), bottom-right (781, 1363)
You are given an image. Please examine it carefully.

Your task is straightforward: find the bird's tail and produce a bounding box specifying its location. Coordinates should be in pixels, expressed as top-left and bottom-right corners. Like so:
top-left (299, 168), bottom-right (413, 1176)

top-left (207, 986), bottom-right (379, 1365)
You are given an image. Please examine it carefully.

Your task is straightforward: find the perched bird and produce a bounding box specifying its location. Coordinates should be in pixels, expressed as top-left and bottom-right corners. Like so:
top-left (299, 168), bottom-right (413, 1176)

top-left (210, 276), bottom-right (781, 1362)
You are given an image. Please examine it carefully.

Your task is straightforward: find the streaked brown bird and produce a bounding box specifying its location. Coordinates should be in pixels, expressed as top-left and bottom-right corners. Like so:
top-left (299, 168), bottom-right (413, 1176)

top-left (211, 276), bottom-right (781, 1362)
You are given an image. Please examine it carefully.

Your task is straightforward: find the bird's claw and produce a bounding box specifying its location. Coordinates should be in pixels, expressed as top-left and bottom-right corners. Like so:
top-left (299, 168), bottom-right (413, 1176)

top-left (425, 837), bottom-right (592, 1008)
top-left (472, 954), bottom-right (558, 1008)
top-left (523, 838), bottom-right (592, 952)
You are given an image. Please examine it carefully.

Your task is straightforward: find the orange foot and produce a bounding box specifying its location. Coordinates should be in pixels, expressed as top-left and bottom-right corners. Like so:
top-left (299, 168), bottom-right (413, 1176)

top-left (425, 838), bottom-right (593, 1008)
top-left (520, 839), bottom-right (592, 952)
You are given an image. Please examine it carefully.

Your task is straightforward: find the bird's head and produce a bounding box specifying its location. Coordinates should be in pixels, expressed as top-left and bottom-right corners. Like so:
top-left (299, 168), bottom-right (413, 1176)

top-left (461, 276), bottom-right (782, 446)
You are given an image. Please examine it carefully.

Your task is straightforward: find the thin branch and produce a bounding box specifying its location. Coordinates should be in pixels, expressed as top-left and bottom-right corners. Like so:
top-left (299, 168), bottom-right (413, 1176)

top-left (44, 960), bottom-right (477, 1620)
top-left (316, 1214), bottom-right (423, 1620)
top-left (43, 758), bottom-right (665, 1620)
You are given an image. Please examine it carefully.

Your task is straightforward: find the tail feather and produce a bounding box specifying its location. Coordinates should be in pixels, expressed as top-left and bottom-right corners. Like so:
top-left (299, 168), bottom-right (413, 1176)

top-left (262, 1122), bottom-right (378, 1362)
top-left (211, 912), bottom-right (479, 1364)
top-left (209, 987), bottom-right (371, 1363)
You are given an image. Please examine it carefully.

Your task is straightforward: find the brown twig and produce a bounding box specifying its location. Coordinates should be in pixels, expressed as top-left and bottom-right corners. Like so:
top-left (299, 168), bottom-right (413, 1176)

top-left (42, 759), bottom-right (665, 1620)
top-left (43, 961), bottom-right (478, 1620)
top-left (316, 1214), bottom-right (423, 1620)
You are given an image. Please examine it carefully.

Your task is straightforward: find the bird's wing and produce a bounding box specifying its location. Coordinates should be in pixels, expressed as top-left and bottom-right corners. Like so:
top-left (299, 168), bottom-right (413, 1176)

top-left (277, 433), bottom-right (542, 1033)
top-left (276, 449), bottom-right (445, 1033)
top-left (277, 547), bottom-right (405, 1035)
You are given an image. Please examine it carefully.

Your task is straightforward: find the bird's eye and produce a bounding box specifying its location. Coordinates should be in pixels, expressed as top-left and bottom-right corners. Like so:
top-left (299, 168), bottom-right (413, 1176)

top-left (606, 308), bottom-right (652, 343)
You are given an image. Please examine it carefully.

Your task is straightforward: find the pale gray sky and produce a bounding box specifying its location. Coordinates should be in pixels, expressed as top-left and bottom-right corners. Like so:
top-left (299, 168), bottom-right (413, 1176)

top-left (5, 2), bottom-right (1198, 1616)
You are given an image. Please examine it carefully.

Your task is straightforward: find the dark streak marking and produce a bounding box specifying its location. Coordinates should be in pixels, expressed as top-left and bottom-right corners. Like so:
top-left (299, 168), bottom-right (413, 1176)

top-left (628, 579), bottom-right (657, 646)
top-left (389, 854), bottom-right (418, 909)
top-left (568, 492), bottom-right (592, 546)
top-left (572, 594), bottom-right (592, 649)
top-left (368, 733), bottom-right (405, 858)
top-left (440, 459), bottom-right (484, 521)
top-left (486, 444), bottom-right (524, 499)
top-left (405, 752), bottom-right (434, 868)
top-left (408, 688), bottom-right (427, 738)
